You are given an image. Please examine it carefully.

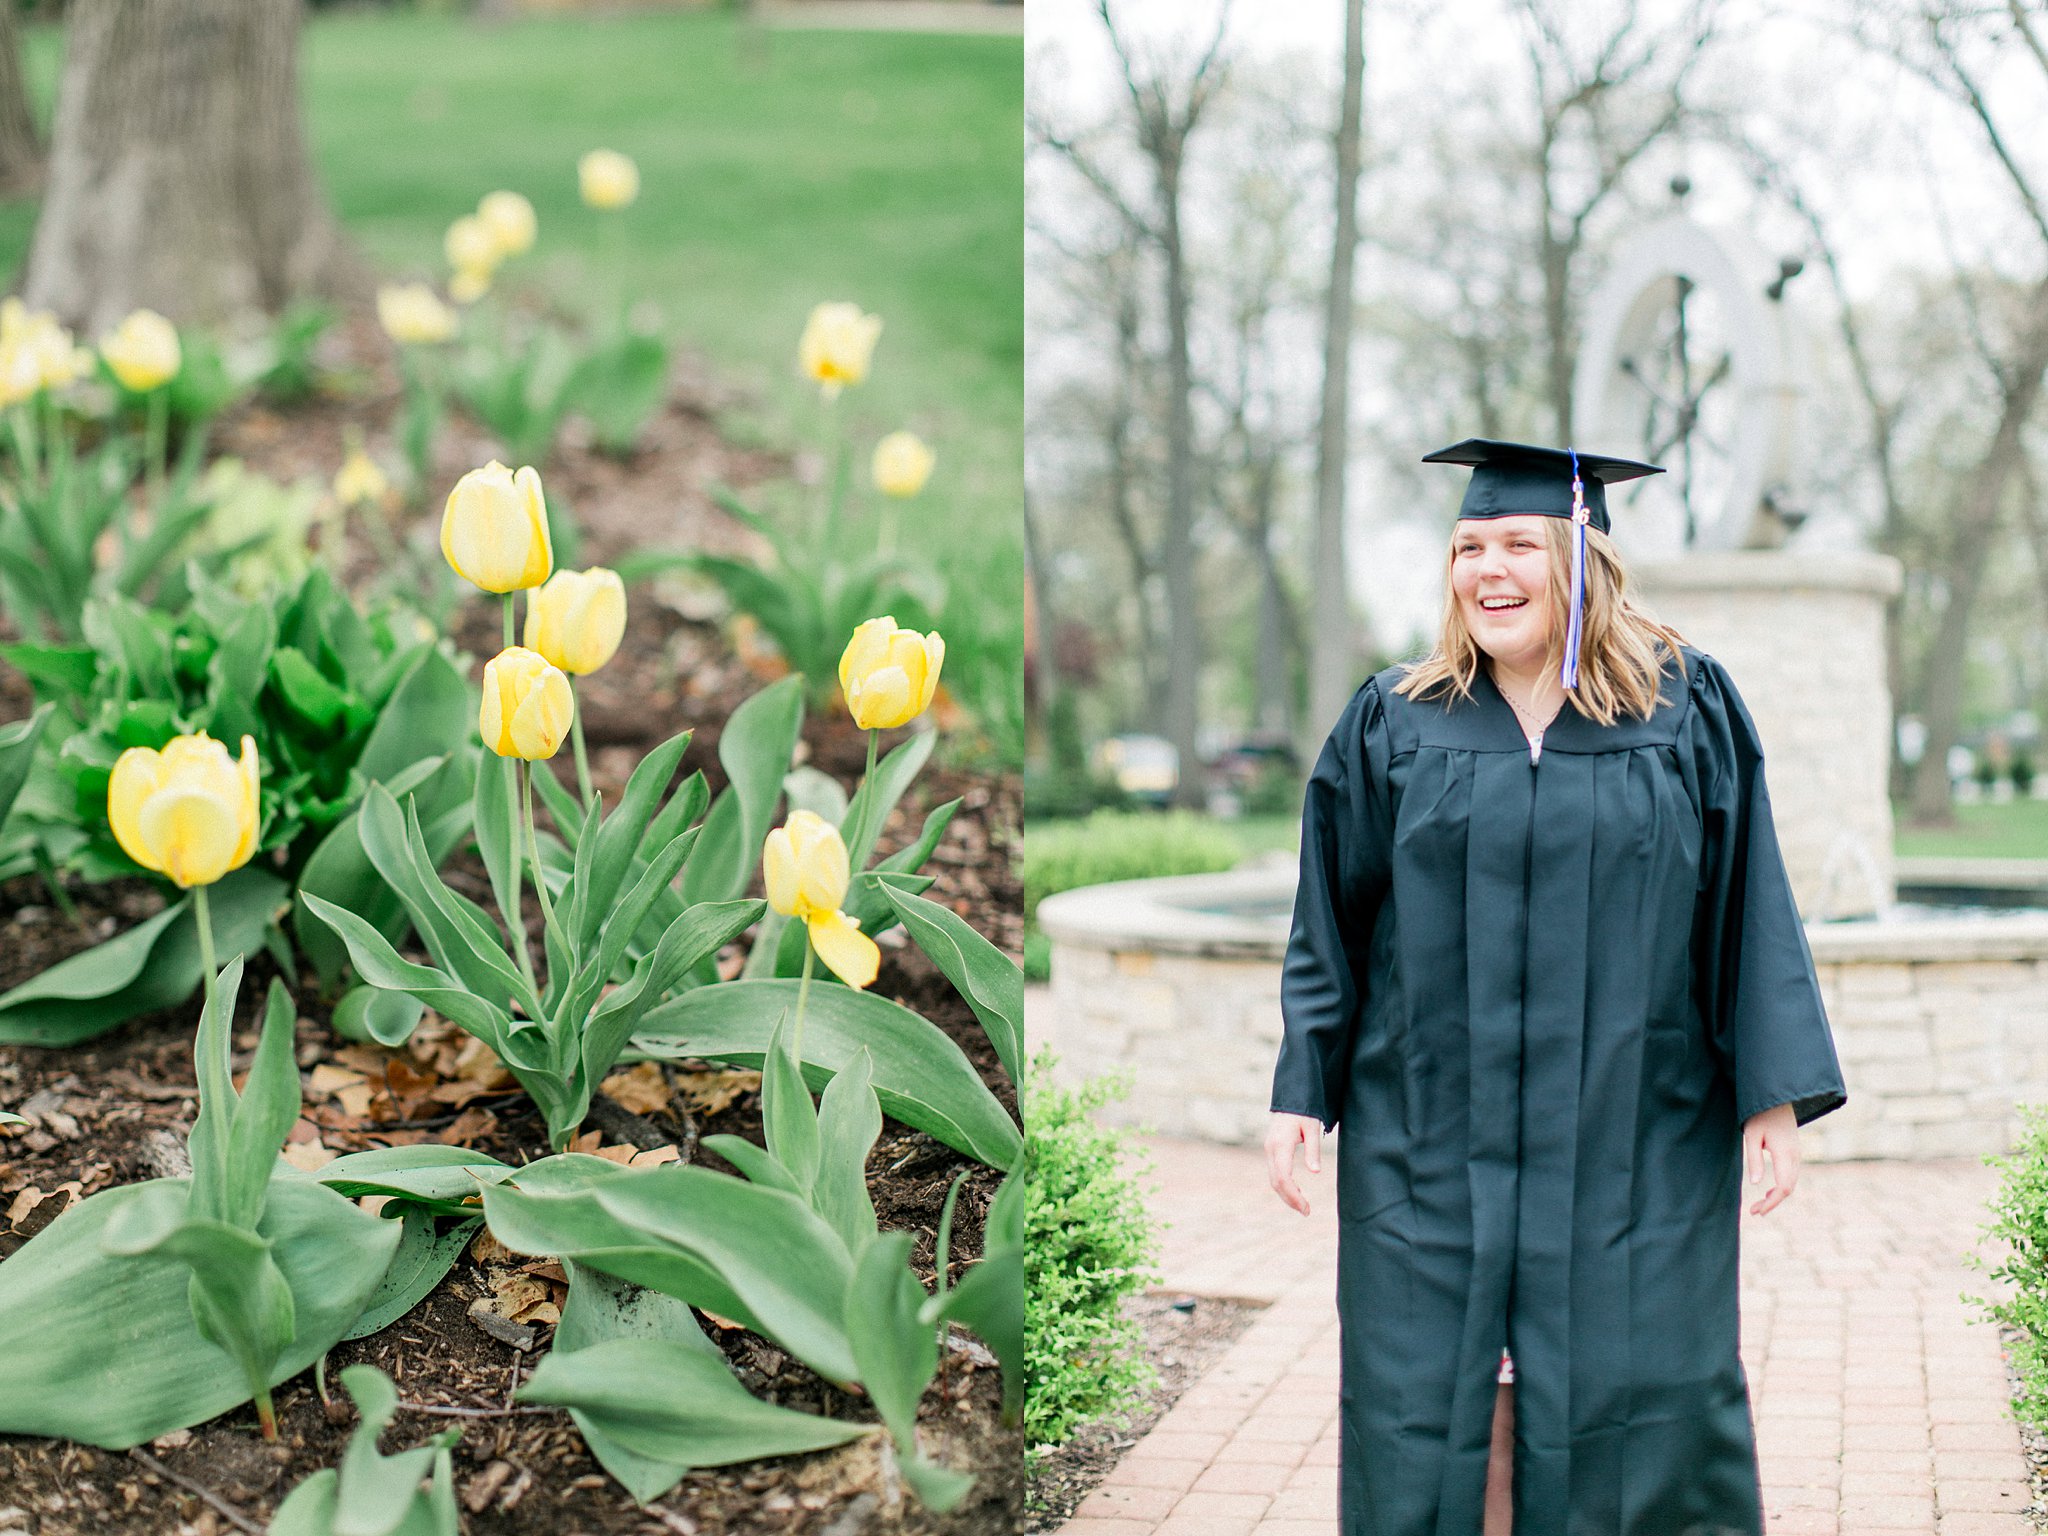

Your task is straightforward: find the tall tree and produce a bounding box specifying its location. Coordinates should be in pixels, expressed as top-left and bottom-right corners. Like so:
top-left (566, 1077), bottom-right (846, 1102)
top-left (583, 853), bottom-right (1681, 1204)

top-left (23, 0), bottom-right (357, 333)
top-left (1863, 1), bottom-right (2048, 823)
top-left (1519, 0), bottom-right (1719, 442)
top-left (1308, 0), bottom-right (1367, 746)
top-left (1037, 1), bottom-right (1232, 808)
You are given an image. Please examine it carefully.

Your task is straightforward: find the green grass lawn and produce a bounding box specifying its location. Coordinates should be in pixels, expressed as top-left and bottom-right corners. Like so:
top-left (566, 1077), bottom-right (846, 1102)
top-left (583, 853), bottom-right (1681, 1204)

top-left (0, 10), bottom-right (1020, 591)
top-left (1894, 798), bottom-right (2048, 860)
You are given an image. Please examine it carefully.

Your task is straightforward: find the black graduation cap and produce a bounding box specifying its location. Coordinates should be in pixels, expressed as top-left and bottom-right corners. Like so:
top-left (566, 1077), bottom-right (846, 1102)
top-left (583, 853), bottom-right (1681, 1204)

top-left (1420, 438), bottom-right (1663, 535)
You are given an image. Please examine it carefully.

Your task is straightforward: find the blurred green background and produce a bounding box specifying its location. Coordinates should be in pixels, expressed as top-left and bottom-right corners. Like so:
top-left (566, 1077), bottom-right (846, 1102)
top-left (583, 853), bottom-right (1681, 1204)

top-left (0, 7), bottom-right (1020, 611)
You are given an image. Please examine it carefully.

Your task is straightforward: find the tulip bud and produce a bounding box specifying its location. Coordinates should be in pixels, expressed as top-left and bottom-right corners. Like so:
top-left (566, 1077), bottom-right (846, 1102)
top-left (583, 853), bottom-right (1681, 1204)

top-left (838, 616), bottom-right (945, 732)
top-left (763, 810), bottom-right (850, 920)
top-left (524, 566), bottom-right (626, 676)
top-left (108, 733), bottom-right (262, 889)
top-left (448, 266), bottom-right (492, 306)
top-left (0, 300), bottom-right (87, 402)
top-left (762, 811), bottom-right (878, 990)
top-left (100, 309), bottom-right (182, 393)
top-left (441, 461), bottom-right (553, 593)
top-left (579, 149), bottom-right (640, 210)
top-left (871, 431), bottom-right (935, 499)
top-left (333, 447), bottom-right (390, 509)
top-left (478, 190), bottom-right (538, 257)
top-left (444, 215), bottom-right (501, 279)
top-left (480, 646), bottom-right (575, 760)
top-left (377, 283), bottom-right (459, 346)
top-left (798, 302), bottom-right (882, 396)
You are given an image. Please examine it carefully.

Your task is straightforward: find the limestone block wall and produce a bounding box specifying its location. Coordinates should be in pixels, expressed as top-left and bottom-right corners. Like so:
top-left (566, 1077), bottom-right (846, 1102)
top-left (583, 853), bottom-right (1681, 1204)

top-left (1039, 874), bottom-right (2048, 1163)
top-left (1635, 551), bottom-right (1902, 920)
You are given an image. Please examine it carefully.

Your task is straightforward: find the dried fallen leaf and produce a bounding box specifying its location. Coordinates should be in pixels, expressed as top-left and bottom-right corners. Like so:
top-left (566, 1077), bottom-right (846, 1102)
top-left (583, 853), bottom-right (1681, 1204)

top-left (280, 1141), bottom-right (338, 1173)
top-left (306, 1064), bottom-right (367, 1099)
top-left (672, 1067), bottom-right (760, 1117)
top-left (599, 1061), bottom-right (671, 1117)
top-left (627, 1144), bottom-right (680, 1169)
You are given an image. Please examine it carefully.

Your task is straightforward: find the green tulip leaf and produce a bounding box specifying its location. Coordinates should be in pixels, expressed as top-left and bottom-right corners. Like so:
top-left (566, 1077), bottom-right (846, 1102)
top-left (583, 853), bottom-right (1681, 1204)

top-left (813, 1047), bottom-right (882, 1256)
top-left (681, 675), bottom-right (803, 906)
top-left (0, 867), bottom-right (287, 1047)
top-left (332, 983), bottom-right (427, 1048)
top-left (937, 1170), bottom-right (1023, 1421)
top-left (848, 1232), bottom-right (971, 1512)
top-left (316, 1145), bottom-right (515, 1216)
top-left (633, 979), bottom-right (1020, 1171)
top-left (481, 1157), bottom-right (858, 1385)
top-left (270, 1364), bottom-right (461, 1536)
top-left (0, 702), bottom-right (53, 828)
top-left (341, 1209), bottom-right (483, 1342)
top-left (880, 885), bottom-right (1022, 1086)
top-left (0, 1176), bottom-right (400, 1447)
top-left (839, 729), bottom-right (934, 877)
top-left (519, 1338), bottom-right (865, 1504)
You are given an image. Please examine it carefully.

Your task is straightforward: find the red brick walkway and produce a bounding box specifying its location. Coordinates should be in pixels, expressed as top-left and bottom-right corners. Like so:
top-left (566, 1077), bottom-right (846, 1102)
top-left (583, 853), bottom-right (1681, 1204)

top-left (1057, 1137), bottom-right (2035, 1536)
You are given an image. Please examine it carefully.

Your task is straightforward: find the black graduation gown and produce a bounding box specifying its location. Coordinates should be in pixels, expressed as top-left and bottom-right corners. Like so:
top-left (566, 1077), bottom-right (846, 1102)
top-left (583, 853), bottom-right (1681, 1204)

top-left (1270, 646), bottom-right (1846, 1536)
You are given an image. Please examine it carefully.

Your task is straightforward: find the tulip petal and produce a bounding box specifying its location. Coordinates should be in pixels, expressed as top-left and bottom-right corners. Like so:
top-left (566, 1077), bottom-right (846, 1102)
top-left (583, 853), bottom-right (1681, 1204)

top-left (230, 736), bottom-right (261, 871)
top-left (849, 665), bottom-right (914, 732)
top-left (139, 787), bottom-right (244, 889)
top-left (839, 616), bottom-right (895, 700)
top-left (917, 633), bottom-right (946, 713)
top-left (515, 466), bottom-right (553, 588)
top-left (807, 909), bottom-right (879, 991)
top-left (509, 663), bottom-right (573, 759)
top-left (108, 747), bottom-right (167, 875)
top-left (763, 826), bottom-right (800, 917)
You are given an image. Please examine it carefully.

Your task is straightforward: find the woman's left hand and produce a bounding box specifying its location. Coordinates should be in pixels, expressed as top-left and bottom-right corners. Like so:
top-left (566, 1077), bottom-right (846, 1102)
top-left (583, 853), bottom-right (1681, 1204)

top-left (1742, 1102), bottom-right (1801, 1216)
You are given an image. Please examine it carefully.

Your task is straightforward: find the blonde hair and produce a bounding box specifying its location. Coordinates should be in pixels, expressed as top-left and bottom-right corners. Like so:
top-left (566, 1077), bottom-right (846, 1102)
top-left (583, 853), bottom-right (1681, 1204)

top-left (1393, 517), bottom-right (1689, 726)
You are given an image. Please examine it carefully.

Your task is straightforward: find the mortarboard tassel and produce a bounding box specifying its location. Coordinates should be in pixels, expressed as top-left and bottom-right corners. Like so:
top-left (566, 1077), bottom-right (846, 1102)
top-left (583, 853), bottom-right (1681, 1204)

top-left (1562, 448), bottom-right (1587, 692)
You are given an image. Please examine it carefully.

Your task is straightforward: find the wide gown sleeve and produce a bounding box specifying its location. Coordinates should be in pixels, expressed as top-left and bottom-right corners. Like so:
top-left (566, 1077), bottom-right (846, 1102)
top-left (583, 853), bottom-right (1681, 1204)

top-left (1688, 654), bottom-right (1847, 1127)
top-left (1270, 677), bottom-right (1393, 1131)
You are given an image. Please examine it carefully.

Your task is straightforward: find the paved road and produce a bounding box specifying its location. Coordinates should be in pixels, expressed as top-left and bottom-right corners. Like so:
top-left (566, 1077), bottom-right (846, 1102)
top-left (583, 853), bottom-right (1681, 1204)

top-left (1055, 1134), bottom-right (2036, 1536)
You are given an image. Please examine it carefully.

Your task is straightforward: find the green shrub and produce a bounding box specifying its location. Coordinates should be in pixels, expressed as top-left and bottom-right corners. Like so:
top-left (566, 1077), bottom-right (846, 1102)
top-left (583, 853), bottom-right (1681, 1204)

top-left (1024, 1052), bottom-right (1159, 1455)
top-left (1023, 928), bottom-right (1051, 985)
top-left (1023, 810), bottom-right (1241, 923)
top-left (1966, 1102), bottom-right (2048, 1429)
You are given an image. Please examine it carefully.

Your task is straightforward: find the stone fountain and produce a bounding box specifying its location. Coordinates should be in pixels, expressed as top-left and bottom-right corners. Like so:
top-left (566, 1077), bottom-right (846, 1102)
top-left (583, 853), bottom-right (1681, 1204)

top-left (1037, 210), bottom-right (2048, 1163)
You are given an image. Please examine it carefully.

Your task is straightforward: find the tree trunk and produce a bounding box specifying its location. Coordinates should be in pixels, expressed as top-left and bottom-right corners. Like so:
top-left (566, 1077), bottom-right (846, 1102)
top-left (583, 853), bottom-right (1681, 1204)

top-left (22, 0), bottom-right (359, 334)
top-left (1905, 283), bottom-right (2048, 823)
top-left (0, 4), bottom-right (43, 196)
top-left (1307, 0), bottom-right (1366, 749)
top-left (1159, 145), bottom-right (1205, 809)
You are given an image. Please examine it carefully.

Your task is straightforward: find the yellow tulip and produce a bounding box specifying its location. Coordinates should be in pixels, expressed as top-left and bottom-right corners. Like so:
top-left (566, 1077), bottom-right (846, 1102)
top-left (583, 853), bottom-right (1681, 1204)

top-left (108, 733), bottom-right (261, 889)
top-left (441, 461), bottom-right (553, 593)
top-left (333, 446), bottom-right (390, 509)
top-left (579, 149), bottom-right (639, 210)
top-left (871, 431), bottom-right (935, 499)
top-left (377, 283), bottom-right (458, 346)
top-left (480, 646), bottom-right (575, 760)
top-left (525, 566), bottom-right (626, 676)
top-left (444, 215), bottom-right (500, 279)
top-left (100, 309), bottom-right (182, 393)
top-left (448, 266), bottom-right (492, 306)
top-left (798, 302), bottom-right (881, 396)
top-left (0, 300), bottom-right (88, 406)
top-left (478, 190), bottom-right (537, 257)
top-left (838, 616), bottom-right (945, 731)
top-left (762, 811), bottom-right (879, 990)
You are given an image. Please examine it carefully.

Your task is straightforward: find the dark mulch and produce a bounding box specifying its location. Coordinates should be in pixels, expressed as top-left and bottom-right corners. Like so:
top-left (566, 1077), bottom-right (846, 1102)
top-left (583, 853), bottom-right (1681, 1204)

top-left (1022, 1294), bottom-right (1267, 1532)
top-left (0, 315), bottom-right (1021, 1534)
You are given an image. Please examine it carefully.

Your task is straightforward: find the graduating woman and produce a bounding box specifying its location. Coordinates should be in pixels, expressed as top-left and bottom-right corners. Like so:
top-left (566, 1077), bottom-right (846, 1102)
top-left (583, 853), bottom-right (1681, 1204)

top-left (1266, 440), bottom-right (1847, 1536)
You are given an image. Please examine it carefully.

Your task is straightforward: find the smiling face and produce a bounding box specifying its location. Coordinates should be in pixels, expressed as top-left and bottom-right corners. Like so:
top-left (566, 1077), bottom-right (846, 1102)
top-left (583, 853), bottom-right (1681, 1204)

top-left (1450, 515), bottom-right (1557, 675)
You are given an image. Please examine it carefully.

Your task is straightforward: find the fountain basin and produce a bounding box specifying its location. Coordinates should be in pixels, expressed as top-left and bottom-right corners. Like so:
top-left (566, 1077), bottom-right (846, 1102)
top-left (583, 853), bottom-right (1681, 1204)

top-left (1036, 866), bottom-right (2048, 1161)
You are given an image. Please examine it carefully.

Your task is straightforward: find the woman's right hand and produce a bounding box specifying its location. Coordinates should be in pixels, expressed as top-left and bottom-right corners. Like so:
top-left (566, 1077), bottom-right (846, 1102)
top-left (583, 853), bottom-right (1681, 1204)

top-left (1266, 1112), bottom-right (1324, 1216)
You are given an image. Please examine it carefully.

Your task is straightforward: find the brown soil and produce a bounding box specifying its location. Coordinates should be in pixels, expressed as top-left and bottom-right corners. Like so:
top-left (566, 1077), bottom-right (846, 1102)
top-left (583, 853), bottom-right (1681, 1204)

top-left (0, 310), bottom-right (1021, 1533)
top-left (1022, 1294), bottom-right (1267, 1533)
top-left (1995, 1323), bottom-right (2048, 1530)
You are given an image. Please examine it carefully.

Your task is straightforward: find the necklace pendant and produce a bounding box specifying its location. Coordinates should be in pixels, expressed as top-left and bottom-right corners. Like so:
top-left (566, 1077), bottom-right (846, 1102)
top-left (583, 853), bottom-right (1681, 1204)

top-left (1529, 732), bottom-right (1542, 766)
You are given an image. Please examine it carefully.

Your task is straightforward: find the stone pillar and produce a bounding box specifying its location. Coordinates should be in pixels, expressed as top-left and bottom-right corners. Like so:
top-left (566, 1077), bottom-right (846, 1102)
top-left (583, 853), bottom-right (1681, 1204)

top-left (1635, 550), bottom-right (1902, 919)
